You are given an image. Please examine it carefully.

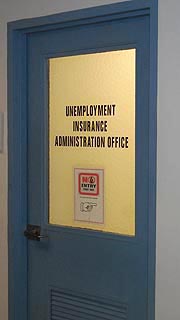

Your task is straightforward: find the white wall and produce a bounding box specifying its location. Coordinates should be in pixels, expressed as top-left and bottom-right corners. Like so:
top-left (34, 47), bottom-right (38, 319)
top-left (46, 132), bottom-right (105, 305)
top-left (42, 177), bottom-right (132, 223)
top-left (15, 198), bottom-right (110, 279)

top-left (0, 0), bottom-right (180, 319)
top-left (156, 1), bottom-right (180, 319)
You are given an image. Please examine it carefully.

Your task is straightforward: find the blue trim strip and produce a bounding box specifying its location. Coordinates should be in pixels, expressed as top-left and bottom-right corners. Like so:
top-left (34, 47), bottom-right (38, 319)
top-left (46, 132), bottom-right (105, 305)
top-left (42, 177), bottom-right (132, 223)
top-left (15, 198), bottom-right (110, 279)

top-left (8, 31), bottom-right (28, 320)
top-left (8, 2), bottom-right (158, 320)
top-left (8, 0), bottom-right (151, 30)
top-left (148, 1), bottom-right (158, 319)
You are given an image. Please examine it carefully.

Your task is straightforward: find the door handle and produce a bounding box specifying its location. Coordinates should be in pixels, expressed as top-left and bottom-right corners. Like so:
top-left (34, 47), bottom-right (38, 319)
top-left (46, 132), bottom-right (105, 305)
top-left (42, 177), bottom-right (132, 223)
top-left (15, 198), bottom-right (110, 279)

top-left (24, 224), bottom-right (48, 241)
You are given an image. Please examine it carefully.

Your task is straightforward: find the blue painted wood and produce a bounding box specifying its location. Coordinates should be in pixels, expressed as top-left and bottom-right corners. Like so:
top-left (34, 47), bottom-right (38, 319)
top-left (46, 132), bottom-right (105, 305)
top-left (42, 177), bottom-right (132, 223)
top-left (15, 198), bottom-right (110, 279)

top-left (8, 0), bottom-right (151, 30)
top-left (28, 14), bottom-right (149, 320)
top-left (147, 1), bottom-right (158, 319)
top-left (8, 2), bottom-right (158, 320)
top-left (8, 30), bottom-right (28, 320)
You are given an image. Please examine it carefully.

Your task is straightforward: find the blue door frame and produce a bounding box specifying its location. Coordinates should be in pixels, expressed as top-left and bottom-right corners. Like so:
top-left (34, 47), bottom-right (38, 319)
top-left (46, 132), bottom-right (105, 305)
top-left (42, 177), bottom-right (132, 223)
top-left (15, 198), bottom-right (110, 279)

top-left (8, 1), bottom-right (158, 320)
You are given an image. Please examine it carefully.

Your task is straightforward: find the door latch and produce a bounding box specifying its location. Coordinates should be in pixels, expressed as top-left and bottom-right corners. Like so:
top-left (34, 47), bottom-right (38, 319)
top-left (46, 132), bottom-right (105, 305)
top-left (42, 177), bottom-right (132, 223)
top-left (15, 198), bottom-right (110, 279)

top-left (24, 224), bottom-right (48, 241)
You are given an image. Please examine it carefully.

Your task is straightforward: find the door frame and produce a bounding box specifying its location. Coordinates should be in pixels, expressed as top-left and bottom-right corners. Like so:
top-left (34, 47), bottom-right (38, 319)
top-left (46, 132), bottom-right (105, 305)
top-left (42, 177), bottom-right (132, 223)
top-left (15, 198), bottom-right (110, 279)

top-left (8, 1), bottom-right (158, 320)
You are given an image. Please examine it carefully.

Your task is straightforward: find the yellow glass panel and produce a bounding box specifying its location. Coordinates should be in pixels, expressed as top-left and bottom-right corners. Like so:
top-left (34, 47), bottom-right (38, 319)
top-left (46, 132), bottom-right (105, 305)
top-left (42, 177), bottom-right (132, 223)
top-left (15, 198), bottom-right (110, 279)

top-left (49, 49), bottom-right (136, 236)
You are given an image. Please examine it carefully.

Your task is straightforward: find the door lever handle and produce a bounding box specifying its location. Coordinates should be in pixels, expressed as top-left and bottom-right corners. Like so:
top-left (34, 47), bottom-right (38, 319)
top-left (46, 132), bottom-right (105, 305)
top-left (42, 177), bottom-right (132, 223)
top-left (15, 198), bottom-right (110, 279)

top-left (37, 234), bottom-right (48, 239)
top-left (24, 224), bottom-right (48, 241)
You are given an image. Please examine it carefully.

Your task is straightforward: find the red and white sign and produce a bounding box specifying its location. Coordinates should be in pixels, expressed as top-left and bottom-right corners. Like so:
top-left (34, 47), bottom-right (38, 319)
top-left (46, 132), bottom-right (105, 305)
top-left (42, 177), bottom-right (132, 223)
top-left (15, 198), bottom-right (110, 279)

top-left (74, 168), bottom-right (104, 224)
top-left (79, 173), bottom-right (99, 196)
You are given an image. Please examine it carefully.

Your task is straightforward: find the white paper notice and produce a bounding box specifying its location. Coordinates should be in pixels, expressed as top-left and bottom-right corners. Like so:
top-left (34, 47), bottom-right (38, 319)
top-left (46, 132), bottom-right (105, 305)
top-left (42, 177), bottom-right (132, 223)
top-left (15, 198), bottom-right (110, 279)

top-left (74, 168), bottom-right (104, 224)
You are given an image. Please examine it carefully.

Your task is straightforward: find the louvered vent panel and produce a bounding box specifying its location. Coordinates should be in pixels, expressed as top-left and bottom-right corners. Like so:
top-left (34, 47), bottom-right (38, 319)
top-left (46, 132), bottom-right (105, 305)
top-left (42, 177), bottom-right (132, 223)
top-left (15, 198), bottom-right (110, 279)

top-left (50, 288), bottom-right (128, 320)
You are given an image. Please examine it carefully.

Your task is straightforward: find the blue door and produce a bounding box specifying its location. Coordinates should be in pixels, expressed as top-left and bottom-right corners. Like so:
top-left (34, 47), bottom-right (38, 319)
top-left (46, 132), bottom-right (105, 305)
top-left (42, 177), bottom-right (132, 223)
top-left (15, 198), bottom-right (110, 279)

top-left (26, 10), bottom-right (151, 320)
